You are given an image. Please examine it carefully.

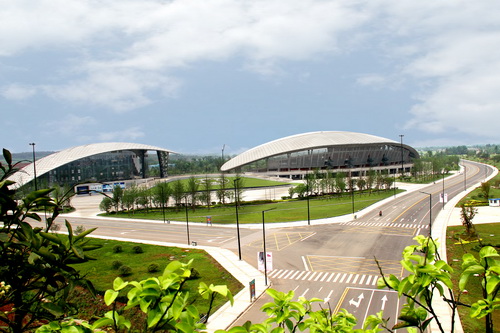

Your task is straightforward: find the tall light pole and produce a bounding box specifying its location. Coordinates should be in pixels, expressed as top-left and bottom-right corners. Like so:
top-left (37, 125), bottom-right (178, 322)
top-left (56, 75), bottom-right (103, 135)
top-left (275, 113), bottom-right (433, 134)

top-left (399, 135), bottom-right (404, 178)
top-left (233, 178), bottom-right (242, 260)
top-left (29, 142), bottom-right (37, 190)
top-left (442, 172), bottom-right (445, 210)
top-left (305, 173), bottom-right (311, 225)
top-left (262, 207), bottom-right (276, 286)
top-left (420, 191), bottom-right (432, 237)
top-left (184, 197), bottom-right (191, 245)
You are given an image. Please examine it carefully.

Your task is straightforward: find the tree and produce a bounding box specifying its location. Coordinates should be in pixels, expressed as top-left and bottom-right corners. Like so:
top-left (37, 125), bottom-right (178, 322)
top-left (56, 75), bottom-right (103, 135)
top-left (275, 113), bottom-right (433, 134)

top-left (122, 185), bottom-right (139, 214)
top-left (186, 176), bottom-right (199, 211)
top-left (335, 172), bottom-right (346, 195)
top-left (171, 180), bottom-right (185, 211)
top-left (0, 149), bottom-right (99, 332)
top-left (99, 196), bottom-right (113, 213)
top-left (480, 181), bottom-right (491, 200)
top-left (460, 204), bottom-right (478, 238)
top-left (216, 173), bottom-right (230, 205)
top-left (200, 175), bottom-right (214, 209)
top-left (112, 185), bottom-right (123, 212)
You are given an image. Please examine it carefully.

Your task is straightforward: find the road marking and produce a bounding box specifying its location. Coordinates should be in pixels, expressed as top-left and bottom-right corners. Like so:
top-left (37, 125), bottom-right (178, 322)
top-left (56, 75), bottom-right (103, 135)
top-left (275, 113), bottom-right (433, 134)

top-left (283, 270), bottom-right (294, 279)
top-left (301, 288), bottom-right (309, 298)
top-left (301, 272), bottom-right (312, 280)
top-left (296, 271), bottom-right (306, 280)
top-left (300, 232), bottom-right (316, 241)
top-left (339, 273), bottom-right (347, 283)
top-left (309, 272), bottom-right (318, 280)
top-left (289, 271), bottom-right (301, 279)
top-left (358, 275), bottom-right (366, 285)
top-left (333, 273), bottom-right (341, 283)
top-left (351, 274), bottom-right (359, 284)
top-left (314, 272), bottom-right (324, 281)
top-left (326, 272), bottom-right (335, 282)
top-left (302, 256), bottom-right (309, 271)
top-left (345, 274), bottom-right (353, 284)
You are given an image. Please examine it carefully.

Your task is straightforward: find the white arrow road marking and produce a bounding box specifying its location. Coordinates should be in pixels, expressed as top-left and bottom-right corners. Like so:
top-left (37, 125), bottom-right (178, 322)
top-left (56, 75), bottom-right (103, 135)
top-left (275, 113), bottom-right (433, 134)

top-left (324, 290), bottom-right (334, 304)
top-left (381, 295), bottom-right (388, 310)
top-left (349, 293), bottom-right (365, 308)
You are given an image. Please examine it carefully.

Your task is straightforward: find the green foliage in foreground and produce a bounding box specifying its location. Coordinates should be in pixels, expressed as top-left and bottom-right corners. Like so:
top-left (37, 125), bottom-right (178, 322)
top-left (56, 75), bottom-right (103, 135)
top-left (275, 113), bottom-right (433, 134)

top-left (36, 236), bottom-right (500, 332)
top-left (69, 237), bottom-right (243, 313)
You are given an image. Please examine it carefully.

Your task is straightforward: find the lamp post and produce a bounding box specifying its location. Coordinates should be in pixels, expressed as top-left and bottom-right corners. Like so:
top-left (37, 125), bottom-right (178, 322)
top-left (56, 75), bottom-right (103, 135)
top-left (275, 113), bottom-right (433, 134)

top-left (399, 134), bottom-right (404, 178)
top-left (305, 174), bottom-right (311, 225)
top-left (420, 191), bottom-right (432, 237)
top-left (262, 207), bottom-right (276, 286)
top-left (184, 197), bottom-right (191, 245)
top-left (233, 178), bottom-right (242, 260)
top-left (442, 172), bottom-right (445, 210)
top-left (29, 142), bottom-right (37, 190)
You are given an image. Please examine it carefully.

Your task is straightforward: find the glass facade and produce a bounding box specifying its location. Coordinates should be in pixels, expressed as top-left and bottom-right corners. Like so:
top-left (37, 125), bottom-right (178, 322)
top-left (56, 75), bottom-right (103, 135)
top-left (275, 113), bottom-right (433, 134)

top-left (241, 144), bottom-right (416, 173)
top-left (46, 151), bottom-right (147, 185)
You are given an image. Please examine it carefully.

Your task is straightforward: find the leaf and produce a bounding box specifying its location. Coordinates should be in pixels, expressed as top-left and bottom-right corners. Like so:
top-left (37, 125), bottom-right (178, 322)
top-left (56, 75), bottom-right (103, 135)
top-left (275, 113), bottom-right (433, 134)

top-left (40, 232), bottom-right (63, 245)
top-left (104, 289), bottom-right (119, 306)
top-left (41, 302), bottom-right (64, 317)
top-left (480, 246), bottom-right (500, 259)
top-left (113, 277), bottom-right (129, 291)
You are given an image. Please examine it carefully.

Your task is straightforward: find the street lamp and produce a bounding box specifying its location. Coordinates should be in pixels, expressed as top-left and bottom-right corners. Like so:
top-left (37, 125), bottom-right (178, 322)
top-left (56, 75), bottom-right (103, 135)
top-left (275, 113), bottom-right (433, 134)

top-left (262, 207), bottom-right (276, 286)
top-left (184, 197), bottom-right (191, 245)
top-left (399, 134), bottom-right (404, 178)
top-left (233, 178), bottom-right (242, 260)
top-left (29, 142), bottom-right (37, 190)
top-left (305, 174), bottom-right (311, 225)
top-left (420, 191), bottom-right (432, 237)
top-left (442, 172), bottom-right (445, 210)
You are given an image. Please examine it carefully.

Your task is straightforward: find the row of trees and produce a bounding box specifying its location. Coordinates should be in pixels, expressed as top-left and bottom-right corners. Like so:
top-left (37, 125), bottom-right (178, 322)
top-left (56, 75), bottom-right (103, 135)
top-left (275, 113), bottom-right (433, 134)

top-left (99, 175), bottom-right (244, 214)
top-left (289, 169), bottom-right (395, 199)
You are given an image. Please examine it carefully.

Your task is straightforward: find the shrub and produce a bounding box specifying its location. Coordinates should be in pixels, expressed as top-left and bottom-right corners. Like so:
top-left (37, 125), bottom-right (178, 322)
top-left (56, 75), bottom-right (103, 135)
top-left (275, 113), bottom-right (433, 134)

top-left (112, 260), bottom-right (123, 270)
top-left (148, 263), bottom-right (160, 273)
top-left (132, 245), bottom-right (144, 254)
top-left (118, 265), bottom-right (132, 277)
top-left (113, 245), bottom-right (123, 253)
top-left (75, 225), bottom-right (86, 235)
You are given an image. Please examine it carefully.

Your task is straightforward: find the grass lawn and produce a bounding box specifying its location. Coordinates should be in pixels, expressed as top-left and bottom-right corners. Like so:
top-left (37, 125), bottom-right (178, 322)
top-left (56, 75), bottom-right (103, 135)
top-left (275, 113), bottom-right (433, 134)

top-left (457, 160), bottom-right (500, 207)
top-left (446, 223), bottom-right (500, 332)
top-left (70, 237), bottom-right (243, 321)
top-left (167, 176), bottom-right (293, 190)
top-left (105, 190), bottom-right (404, 224)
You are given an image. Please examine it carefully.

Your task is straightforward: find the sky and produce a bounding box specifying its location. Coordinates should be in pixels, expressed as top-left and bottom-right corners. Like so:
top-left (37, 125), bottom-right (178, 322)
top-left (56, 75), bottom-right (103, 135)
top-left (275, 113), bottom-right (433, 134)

top-left (1, 0), bottom-right (499, 156)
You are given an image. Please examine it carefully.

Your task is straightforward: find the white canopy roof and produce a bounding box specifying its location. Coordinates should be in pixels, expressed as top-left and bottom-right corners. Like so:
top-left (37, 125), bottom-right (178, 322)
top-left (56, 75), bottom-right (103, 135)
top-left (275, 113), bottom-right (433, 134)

top-left (221, 131), bottom-right (414, 171)
top-left (9, 142), bottom-right (175, 188)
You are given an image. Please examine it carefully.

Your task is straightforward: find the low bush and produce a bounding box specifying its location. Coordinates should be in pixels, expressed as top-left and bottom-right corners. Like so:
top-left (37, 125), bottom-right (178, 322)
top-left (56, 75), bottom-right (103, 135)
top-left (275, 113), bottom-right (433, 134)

top-left (119, 265), bottom-right (132, 276)
top-left (113, 245), bottom-right (123, 253)
top-left (132, 245), bottom-right (144, 254)
top-left (148, 263), bottom-right (160, 273)
top-left (112, 260), bottom-right (123, 270)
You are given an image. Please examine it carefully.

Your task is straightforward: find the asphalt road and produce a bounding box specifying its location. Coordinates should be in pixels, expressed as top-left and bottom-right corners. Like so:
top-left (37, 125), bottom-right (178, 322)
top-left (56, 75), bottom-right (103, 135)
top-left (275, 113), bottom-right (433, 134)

top-left (50, 160), bottom-right (492, 329)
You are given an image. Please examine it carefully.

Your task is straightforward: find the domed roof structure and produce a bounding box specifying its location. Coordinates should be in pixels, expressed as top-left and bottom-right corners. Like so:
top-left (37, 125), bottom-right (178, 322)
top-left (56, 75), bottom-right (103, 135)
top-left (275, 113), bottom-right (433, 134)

top-left (221, 131), bottom-right (419, 173)
top-left (9, 142), bottom-right (175, 188)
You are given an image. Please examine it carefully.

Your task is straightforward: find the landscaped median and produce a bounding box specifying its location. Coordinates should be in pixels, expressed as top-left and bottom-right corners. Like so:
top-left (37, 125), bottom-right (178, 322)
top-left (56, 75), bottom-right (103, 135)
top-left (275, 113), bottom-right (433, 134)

top-left (100, 190), bottom-right (405, 224)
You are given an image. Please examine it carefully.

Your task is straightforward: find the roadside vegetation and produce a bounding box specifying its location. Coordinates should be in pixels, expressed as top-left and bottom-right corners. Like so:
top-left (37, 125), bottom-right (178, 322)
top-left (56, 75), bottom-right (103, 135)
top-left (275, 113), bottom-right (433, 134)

top-left (98, 171), bottom-right (405, 223)
top-left (447, 223), bottom-right (500, 332)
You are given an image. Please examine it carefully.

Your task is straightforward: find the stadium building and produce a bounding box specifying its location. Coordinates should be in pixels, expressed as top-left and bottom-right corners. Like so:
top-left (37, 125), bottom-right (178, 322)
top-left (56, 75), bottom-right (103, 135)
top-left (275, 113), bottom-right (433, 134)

top-left (8, 142), bottom-right (175, 189)
top-left (221, 131), bottom-right (419, 179)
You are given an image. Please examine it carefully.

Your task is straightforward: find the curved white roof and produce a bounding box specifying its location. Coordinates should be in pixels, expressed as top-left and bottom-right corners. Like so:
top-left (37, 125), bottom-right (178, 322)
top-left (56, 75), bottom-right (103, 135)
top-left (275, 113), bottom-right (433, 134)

top-left (9, 142), bottom-right (175, 188)
top-left (221, 131), bottom-right (416, 171)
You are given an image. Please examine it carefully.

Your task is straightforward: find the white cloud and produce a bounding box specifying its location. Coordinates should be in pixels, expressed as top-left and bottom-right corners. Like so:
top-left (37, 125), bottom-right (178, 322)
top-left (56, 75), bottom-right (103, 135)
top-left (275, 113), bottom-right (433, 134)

top-left (45, 114), bottom-right (96, 136)
top-left (0, 0), bottom-right (371, 110)
top-left (96, 127), bottom-right (145, 142)
top-left (1, 84), bottom-right (37, 100)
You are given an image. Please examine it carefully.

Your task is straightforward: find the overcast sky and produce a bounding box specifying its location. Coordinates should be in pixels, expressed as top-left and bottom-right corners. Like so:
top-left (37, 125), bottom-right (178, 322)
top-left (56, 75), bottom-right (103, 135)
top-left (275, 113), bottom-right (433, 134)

top-left (1, 0), bottom-right (499, 155)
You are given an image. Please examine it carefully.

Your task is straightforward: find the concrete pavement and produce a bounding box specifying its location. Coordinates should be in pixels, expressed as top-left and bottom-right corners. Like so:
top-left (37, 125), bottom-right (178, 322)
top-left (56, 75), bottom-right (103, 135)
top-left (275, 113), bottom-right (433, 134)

top-left (62, 169), bottom-right (500, 332)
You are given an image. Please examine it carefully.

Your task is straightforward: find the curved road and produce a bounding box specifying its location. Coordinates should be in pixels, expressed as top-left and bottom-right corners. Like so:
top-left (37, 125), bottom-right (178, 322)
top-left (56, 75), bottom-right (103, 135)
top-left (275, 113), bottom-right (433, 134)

top-left (53, 160), bottom-right (493, 328)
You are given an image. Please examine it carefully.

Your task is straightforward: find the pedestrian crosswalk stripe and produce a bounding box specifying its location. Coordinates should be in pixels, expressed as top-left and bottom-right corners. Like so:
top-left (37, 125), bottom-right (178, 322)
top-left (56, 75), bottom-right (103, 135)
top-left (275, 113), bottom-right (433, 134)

top-left (340, 221), bottom-right (429, 228)
top-left (268, 269), bottom-right (381, 287)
